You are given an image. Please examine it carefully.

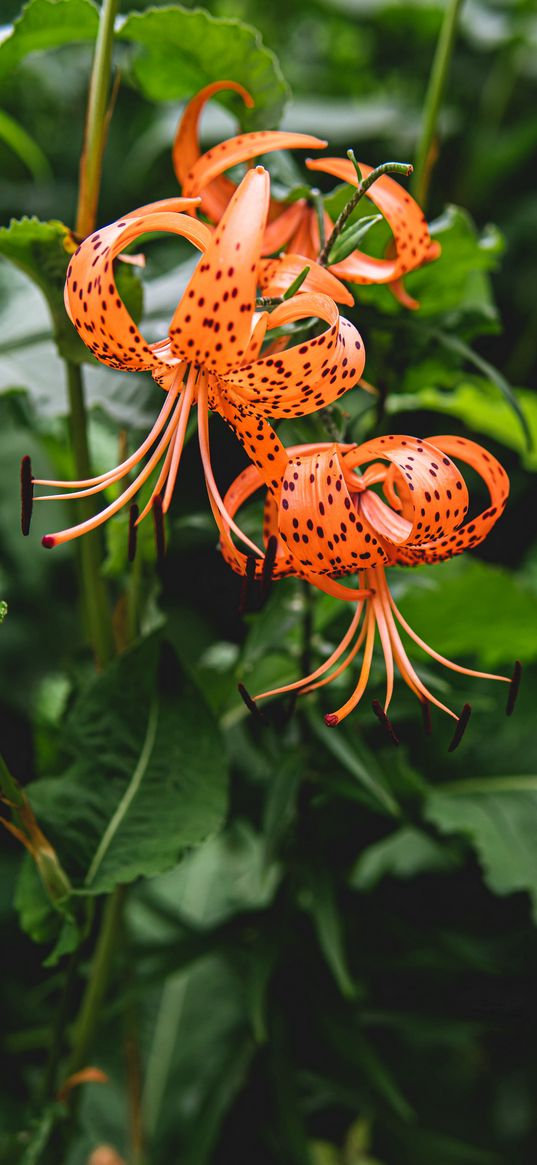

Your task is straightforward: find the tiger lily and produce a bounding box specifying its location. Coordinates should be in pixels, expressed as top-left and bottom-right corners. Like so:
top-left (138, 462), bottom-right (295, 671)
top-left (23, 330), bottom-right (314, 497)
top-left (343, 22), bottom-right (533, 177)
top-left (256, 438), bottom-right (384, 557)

top-left (220, 435), bottom-right (517, 744)
top-left (34, 170), bottom-right (366, 551)
top-left (173, 80), bottom-right (440, 308)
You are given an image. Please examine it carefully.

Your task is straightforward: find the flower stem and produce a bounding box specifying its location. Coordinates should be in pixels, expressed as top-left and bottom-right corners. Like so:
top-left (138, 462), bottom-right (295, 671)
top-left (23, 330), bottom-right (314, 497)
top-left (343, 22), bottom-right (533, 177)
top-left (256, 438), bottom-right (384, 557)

top-left (411, 0), bottom-right (465, 209)
top-left (76, 0), bottom-right (120, 239)
top-left (319, 161), bottom-right (412, 266)
top-left (66, 360), bottom-right (115, 667)
top-left (68, 886), bottom-right (126, 1075)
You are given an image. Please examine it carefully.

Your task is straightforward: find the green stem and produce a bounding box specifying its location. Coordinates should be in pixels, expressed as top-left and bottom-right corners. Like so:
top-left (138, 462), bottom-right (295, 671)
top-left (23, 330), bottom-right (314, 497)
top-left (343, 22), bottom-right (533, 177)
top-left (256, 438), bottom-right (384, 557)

top-left (76, 0), bottom-right (120, 239)
top-left (68, 886), bottom-right (126, 1074)
top-left (411, 0), bottom-right (465, 209)
top-left (319, 161), bottom-right (412, 266)
top-left (66, 361), bottom-right (115, 667)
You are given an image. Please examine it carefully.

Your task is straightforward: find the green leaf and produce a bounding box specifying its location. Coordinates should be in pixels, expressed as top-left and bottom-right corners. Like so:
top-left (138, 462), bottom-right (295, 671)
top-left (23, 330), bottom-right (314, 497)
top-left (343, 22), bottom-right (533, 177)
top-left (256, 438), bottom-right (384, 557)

top-left (388, 375), bottom-right (537, 470)
top-left (0, 216), bottom-right (142, 365)
top-left (27, 636), bottom-right (228, 895)
top-left (350, 826), bottom-right (460, 890)
top-left (306, 708), bottom-right (401, 817)
top-left (0, 0), bottom-right (99, 81)
top-left (301, 865), bottom-right (357, 998)
top-left (389, 558), bottom-right (537, 669)
top-left (117, 6), bottom-right (289, 128)
top-left (327, 213), bottom-right (382, 265)
top-left (405, 204), bottom-right (504, 326)
top-left (0, 109), bottom-right (51, 179)
top-left (426, 778), bottom-right (537, 922)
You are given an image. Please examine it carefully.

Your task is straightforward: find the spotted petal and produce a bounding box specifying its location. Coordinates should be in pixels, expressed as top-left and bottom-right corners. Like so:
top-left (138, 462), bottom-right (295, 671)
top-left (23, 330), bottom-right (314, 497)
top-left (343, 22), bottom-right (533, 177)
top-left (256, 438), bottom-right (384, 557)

top-left (169, 167), bottom-right (269, 374)
top-left (172, 80), bottom-right (254, 221)
top-left (222, 291), bottom-right (365, 417)
top-left (306, 157), bottom-right (440, 284)
top-left (64, 200), bottom-right (210, 373)
top-left (343, 435), bottom-right (469, 547)
top-left (391, 436), bottom-right (509, 564)
top-left (258, 254), bottom-right (354, 306)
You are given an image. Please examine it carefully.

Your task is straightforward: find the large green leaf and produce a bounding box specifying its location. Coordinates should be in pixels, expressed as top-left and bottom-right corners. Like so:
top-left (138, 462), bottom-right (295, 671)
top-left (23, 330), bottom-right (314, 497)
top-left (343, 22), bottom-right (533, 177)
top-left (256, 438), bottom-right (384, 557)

top-left (404, 204), bottom-right (504, 326)
top-left (0, 0), bottom-right (99, 81)
top-left (27, 636), bottom-right (228, 895)
top-left (426, 777), bottom-right (537, 922)
top-left (388, 375), bottom-right (537, 470)
top-left (350, 826), bottom-right (461, 890)
top-left (117, 5), bottom-right (289, 128)
top-left (390, 557), bottom-right (537, 669)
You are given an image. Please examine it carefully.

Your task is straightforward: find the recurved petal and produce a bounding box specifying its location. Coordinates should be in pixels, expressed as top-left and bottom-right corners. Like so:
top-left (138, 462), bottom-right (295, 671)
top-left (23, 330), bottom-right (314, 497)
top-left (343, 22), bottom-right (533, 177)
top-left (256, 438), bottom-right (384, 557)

top-left (222, 291), bottom-right (365, 417)
top-left (211, 381), bottom-right (289, 491)
top-left (307, 157), bottom-right (440, 284)
top-left (343, 434), bottom-right (469, 546)
top-left (64, 205), bottom-right (212, 372)
top-left (182, 130), bottom-right (327, 204)
top-left (172, 80), bottom-right (254, 184)
top-left (262, 201), bottom-right (310, 254)
top-left (219, 462), bottom-right (296, 579)
top-left (169, 167), bottom-right (269, 373)
top-left (278, 446), bottom-right (389, 574)
top-left (391, 436), bottom-right (509, 564)
top-left (258, 253), bottom-right (354, 306)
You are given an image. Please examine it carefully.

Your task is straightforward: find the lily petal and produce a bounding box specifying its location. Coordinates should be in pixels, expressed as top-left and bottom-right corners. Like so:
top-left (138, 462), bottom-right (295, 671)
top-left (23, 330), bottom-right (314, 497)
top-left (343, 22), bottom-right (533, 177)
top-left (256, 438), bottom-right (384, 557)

top-left (258, 253), bottom-right (354, 306)
top-left (65, 203), bottom-right (211, 372)
top-left (169, 166), bottom-right (269, 373)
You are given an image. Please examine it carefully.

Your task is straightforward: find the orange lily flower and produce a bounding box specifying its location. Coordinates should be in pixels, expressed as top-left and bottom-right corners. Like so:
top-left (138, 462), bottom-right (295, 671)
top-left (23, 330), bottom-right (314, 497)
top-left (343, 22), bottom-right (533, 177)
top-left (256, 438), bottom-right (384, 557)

top-left (34, 171), bottom-right (366, 551)
top-left (220, 435), bottom-right (517, 745)
top-left (172, 81), bottom-right (439, 308)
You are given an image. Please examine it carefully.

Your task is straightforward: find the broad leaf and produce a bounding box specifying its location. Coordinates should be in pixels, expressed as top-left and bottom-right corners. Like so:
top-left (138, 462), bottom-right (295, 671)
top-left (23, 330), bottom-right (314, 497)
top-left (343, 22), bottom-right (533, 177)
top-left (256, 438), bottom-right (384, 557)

top-left (350, 826), bottom-right (461, 890)
top-left (0, 216), bottom-right (142, 365)
top-left (0, 0), bottom-right (98, 80)
top-left (27, 636), bottom-right (228, 895)
top-left (426, 777), bottom-right (537, 922)
top-left (405, 204), bottom-right (504, 327)
top-left (117, 6), bottom-right (289, 128)
top-left (390, 557), bottom-right (537, 669)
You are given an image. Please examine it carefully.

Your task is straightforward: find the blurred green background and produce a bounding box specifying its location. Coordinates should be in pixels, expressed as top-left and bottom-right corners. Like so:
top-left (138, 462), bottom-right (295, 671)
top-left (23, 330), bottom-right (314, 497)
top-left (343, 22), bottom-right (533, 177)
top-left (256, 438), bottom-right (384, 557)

top-left (1, 1), bottom-right (537, 1162)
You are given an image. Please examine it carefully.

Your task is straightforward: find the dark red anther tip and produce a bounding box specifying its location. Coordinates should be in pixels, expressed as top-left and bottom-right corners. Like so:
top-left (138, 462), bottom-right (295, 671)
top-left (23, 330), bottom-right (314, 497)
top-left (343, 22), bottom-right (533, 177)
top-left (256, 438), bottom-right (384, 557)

top-left (506, 660), bottom-right (522, 717)
top-left (20, 455), bottom-right (33, 536)
top-left (372, 699), bottom-right (400, 746)
top-left (261, 535), bottom-right (278, 599)
top-left (128, 504), bottom-right (139, 563)
top-left (238, 683), bottom-right (266, 723)
top-left (324, 713), bottom-right (339, 727)
top-left (421, 699), bottom-right (432, 736)
top-left (448, 703), bottom-right (472, 753)
top-left (152, 495), bottom-right (166, 566)
top-left (41, 535), bottom-right (55, 549)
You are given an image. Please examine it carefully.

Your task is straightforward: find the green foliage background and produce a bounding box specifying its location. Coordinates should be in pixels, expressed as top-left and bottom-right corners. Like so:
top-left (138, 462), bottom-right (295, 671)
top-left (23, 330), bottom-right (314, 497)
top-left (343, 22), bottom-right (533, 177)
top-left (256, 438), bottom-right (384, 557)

top-left (1, 1), bottom-right (537, 1162)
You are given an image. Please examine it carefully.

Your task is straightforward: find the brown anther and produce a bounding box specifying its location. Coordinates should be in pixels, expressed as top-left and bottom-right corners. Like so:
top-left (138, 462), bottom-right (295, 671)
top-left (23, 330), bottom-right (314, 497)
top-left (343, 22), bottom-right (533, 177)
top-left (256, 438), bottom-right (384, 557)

top-left (128, 504), bottom-right (139, 563)
top-left (20, 455), bottom-right (33, 536)
top-left (238, 683), bottom-right (267, 723)
top-left (239, 555), bottom-right (258, 615)
top-left (372, 699), bottom-right (400, 745)
top-left (420, 699), bottom-right (432, 736)
top-left (261, 535), bottom-right (278, 599)
top-left (448, 703), bottom-right (472, 753)
top-left (506, 660), bottom-right (522, 717)
top-left (152, 495), bottom-right (166, 566)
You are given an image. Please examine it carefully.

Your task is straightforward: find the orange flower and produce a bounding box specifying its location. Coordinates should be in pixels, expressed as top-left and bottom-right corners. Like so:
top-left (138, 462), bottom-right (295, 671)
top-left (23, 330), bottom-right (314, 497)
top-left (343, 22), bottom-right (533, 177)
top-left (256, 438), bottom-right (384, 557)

top-left (220, 435), bottom-right (517, 745)
top-left (172, 81), bottom-right (439, 307)
top-left (34, 172), bottom-right (365, 551)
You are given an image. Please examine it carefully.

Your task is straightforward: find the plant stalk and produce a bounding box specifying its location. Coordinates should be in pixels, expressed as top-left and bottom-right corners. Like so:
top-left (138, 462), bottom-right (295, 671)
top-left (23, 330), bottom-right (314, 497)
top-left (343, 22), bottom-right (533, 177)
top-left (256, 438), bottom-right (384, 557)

top-left (68, 886), bottom-right (126, 1075)
top-left (411, 0), bottom-right (465, 209)
top-left (319, 161), bottom-right (412, 266)
top-left (66, 361), bottom-right (115, 667)
top-left (76, 0), bottom-right (120, 239)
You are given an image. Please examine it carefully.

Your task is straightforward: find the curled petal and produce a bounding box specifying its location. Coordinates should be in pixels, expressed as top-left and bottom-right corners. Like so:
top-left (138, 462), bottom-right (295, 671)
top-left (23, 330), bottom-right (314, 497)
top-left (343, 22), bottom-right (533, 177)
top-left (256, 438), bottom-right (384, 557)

top-left (182, 130), bottom-right (327, 204)
top-left (222, 291), bottom-right (365, 417)
top-left (172, 80), bottom-right (254, 220)
top-left (258, 253), bottom-right (354, 306)
top-left (211, 382), bottom-right (289, 491)
top-left (170, 167), bottom-right (269, 373)
top-left (262, 201), bottom-right (310, 253)
top-left (306, 157), bottom-right (440, 284)
top-left (278, 446), bottom-right (389, 574)
top-left (219, 463), bottom-right (296, 579)
top-left (65, 203), bottom-right (211, 373)
top-left (391, 436), bottom-right (510, 564)
top-left (344, 434), bottom-right (469, 547)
